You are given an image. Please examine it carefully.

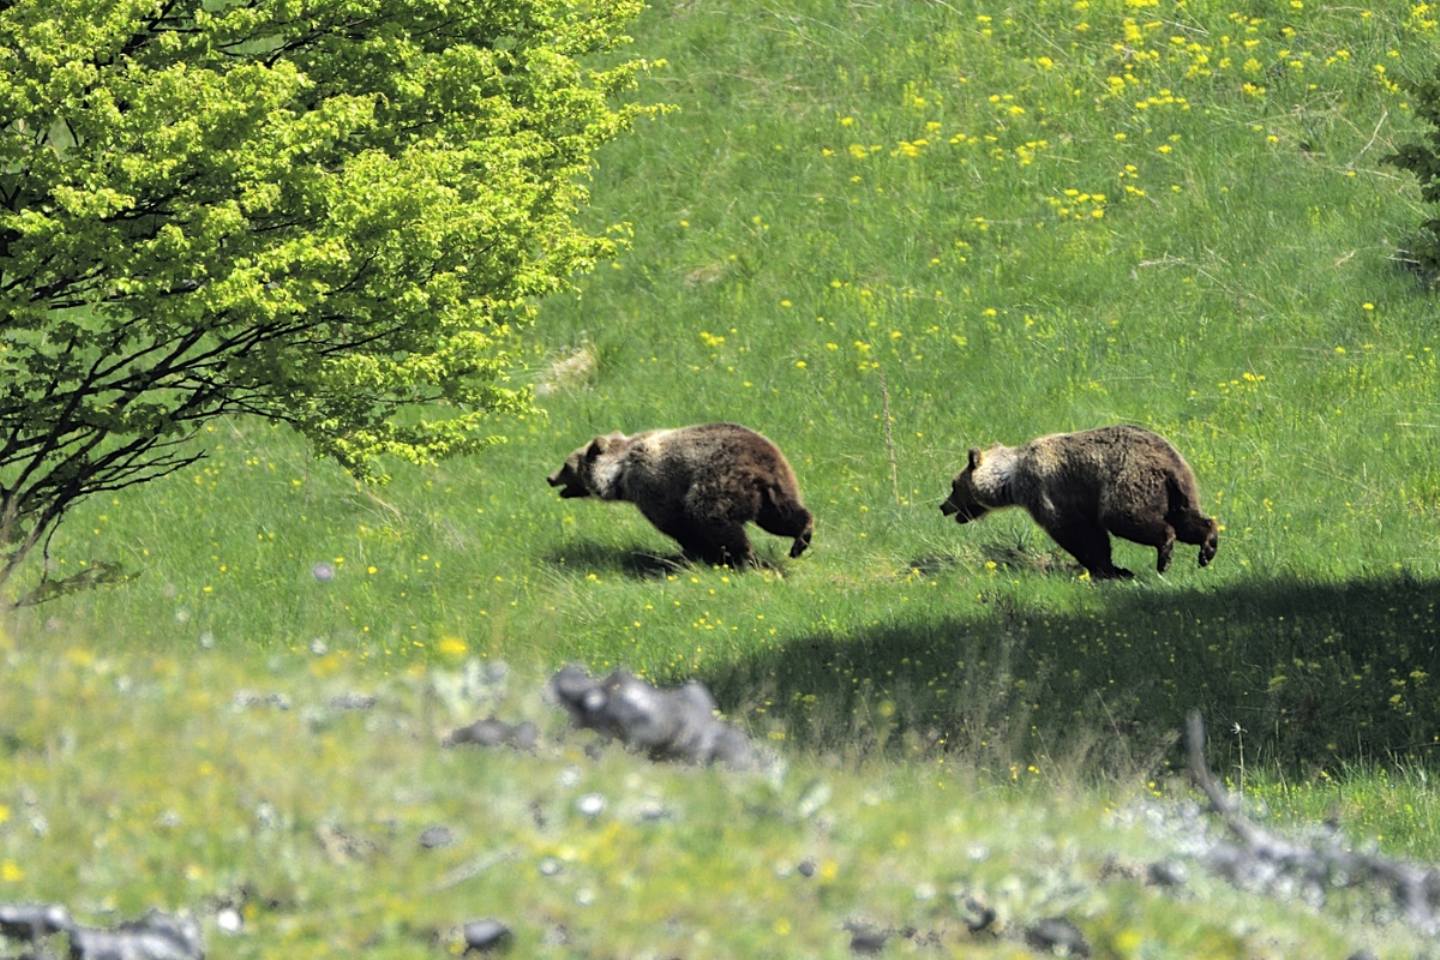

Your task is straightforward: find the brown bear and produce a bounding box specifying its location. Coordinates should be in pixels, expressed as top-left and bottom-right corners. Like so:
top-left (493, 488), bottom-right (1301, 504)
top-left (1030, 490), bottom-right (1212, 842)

top-left (940, 424), bottom-right (1219, 579)
top-left (547, 422), bottom-right (814, 567)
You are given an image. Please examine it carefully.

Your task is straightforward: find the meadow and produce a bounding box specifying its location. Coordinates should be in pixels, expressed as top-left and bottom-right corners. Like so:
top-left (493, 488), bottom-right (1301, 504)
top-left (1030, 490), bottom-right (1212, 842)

top-left (4, 0), bottom-right (1440, 955)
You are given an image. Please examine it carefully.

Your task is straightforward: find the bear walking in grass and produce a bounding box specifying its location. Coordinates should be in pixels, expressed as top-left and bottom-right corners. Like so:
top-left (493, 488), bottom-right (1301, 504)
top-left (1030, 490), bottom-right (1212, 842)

top-left (940, 425), bottom-right (1219, 580)
top-left (547, 423), bottom-right (813, 567)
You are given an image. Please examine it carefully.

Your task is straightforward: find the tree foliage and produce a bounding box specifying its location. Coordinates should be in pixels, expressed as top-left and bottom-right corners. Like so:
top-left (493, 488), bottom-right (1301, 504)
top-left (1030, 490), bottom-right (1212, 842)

top-left (1387, 75), bottom-right (1440, 278)
top-left (0, 0), bottom-right (659, 590)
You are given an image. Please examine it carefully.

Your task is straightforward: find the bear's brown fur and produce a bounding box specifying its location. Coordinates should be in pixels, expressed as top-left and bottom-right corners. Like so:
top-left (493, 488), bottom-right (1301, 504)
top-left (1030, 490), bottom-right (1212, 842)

top-left (940, 425), bottom-right (1219, 579)
top-left (547, 422), bottom-right (813, 567)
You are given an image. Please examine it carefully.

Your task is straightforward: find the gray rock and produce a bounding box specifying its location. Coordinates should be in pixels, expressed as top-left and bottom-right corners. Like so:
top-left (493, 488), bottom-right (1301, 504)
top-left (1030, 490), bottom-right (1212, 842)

top-left (1146, 860), bottom-right (1189, 888)
top-left (960, 896), bottom-right (995, 934)
top-left (328, 693), bottom-right (377, 712)
top-left (442, 718), bottom-right (537, 751)
top-left (231, 691), bottom-right (290, 711)
top-left (214, 907), bottom-right (242, 936)
top-left (551, 666), bottom-right (756, 768)
top-left (1024, 917), bottom-right (1089, 957)
top-left (462, 919), bottom-right (512, 954)
top-left (844, 920), bottom-right (889, 954)
top-left (419, 825), bottom-right (457, 850)
top-left (0, 903), bottom-right (72, 941)
top-left (635, 800), bottom-right (671, 823)
top-left (68, 910), bottom-right (202, 960)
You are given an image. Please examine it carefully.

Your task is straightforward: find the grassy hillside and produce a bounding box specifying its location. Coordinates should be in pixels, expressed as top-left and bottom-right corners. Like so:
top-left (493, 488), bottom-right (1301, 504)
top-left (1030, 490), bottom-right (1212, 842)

top-left (5, 2), bottom-right (1440, 954)
top-left (14, 0), bottom-right (1438, 774)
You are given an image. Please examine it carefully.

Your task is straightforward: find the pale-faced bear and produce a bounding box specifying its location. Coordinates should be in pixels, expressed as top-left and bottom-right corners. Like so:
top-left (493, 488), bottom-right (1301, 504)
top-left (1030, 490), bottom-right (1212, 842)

top-left (548, 422), bottom-right (813, 567)
top-left (940, 425), bottom-right (1219, 579)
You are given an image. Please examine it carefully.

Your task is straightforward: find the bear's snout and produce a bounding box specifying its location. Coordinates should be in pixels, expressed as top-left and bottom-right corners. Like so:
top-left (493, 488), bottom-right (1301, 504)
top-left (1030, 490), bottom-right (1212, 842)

top-left (547, 469), bottom-right (588, 499)
top-left (941, 500), bottom-right (977, 523)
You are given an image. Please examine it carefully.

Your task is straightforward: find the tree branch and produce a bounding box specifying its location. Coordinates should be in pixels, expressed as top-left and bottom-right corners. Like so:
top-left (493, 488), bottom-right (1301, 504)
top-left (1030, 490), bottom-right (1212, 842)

top-left (1186, 711), bottom-right (1440, 933)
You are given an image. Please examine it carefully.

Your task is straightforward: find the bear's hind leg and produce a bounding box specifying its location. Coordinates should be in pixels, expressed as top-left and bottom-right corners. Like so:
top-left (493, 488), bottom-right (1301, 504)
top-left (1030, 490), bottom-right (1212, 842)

top-left (1105, 515), bottom-right (1177, 573)
top-left (1046, 520), bottom-right (1132, 580)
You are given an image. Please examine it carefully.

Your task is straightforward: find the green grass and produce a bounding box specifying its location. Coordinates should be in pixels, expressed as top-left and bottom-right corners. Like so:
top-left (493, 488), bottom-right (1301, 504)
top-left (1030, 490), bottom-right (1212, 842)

top-left (0, 638), bottom-right (1433, 959)
top-left (1249, 759), bottom-right (1440, 853)
top-left (5, 0), bottom-right (1440, 949)
top-left (14, 0), bottom-right (1437, 770)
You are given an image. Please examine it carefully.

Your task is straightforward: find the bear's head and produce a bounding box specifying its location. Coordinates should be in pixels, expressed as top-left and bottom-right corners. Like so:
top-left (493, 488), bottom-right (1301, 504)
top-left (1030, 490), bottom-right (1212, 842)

top-left (940, 447), bottom-right (991, 523)
top-left (547, 432), bottom-right (625, 498)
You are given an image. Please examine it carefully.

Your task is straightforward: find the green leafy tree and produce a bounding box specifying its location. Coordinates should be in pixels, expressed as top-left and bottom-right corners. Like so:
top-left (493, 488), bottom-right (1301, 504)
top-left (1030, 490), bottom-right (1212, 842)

top-left (0, 0), bottom-right (659, 593)
top-left (1387, 75), bottom-right (1440, 277)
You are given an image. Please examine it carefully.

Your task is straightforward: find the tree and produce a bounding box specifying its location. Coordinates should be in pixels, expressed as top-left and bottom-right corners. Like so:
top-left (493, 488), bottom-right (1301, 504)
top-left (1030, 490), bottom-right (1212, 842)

top-left (1387, 75), bottom-right (1440, 279)
top-left (0, 0), bottom-right (660, 595)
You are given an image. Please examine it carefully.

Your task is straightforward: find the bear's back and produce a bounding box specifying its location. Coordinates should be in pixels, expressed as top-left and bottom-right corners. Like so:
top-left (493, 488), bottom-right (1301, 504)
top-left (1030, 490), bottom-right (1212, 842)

top-left (617, 423), bottom-right (795, 503)
top-left (1012, 425), bottom-right (1188, 513)
top-left (658, 423), bottom-right (790, 474)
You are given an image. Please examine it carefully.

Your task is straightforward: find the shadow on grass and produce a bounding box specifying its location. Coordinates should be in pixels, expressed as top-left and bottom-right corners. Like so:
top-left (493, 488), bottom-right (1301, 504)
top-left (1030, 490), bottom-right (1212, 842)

top-left (696, 574), bottom-right (1440, 774)
top-left (542, 539), bottom-right (798, 579)
top-left (541, 539), bottom-right (686, 579)
top-left (903, 537), bottom-right (1076, 579)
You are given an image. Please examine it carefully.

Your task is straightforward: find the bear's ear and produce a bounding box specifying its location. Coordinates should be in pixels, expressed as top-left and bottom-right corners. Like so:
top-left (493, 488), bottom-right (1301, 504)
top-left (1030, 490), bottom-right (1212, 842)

top-left (585, 437), bottom-right (608, 461)
top-left (967, 447), bottom-right (982, 471)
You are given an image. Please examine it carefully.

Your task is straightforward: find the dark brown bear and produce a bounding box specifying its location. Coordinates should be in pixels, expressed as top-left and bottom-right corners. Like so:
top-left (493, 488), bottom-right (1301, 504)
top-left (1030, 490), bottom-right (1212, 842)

top-left (547, 422), bottom-right (813, 567)
top-left (940, 425), bottom-right (1219, 579)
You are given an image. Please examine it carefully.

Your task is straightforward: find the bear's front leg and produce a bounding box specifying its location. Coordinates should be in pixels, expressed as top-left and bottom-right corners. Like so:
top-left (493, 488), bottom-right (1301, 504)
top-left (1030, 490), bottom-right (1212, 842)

top-left (645, 511), bottom-right (710, 564)
top-left (1045, 519), bottom-right (1132, 580)
top-left (684, 525), bottom-right (755, 568)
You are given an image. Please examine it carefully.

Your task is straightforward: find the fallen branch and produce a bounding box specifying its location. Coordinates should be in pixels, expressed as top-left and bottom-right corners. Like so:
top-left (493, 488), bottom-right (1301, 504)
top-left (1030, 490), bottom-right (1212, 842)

top-left (1186, 711), bottom-right (1440, 934)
